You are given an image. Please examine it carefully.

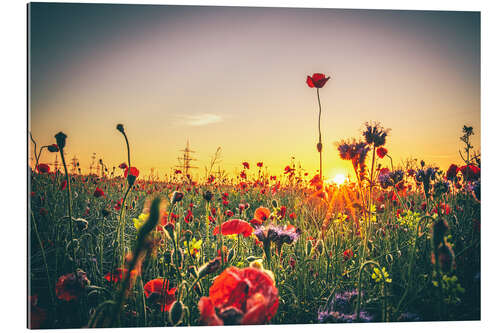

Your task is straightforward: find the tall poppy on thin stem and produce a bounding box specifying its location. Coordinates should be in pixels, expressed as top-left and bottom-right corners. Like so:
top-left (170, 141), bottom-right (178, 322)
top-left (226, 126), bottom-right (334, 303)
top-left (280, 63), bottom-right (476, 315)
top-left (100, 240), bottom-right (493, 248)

top-left (307, 73), bottom-right (331, 181)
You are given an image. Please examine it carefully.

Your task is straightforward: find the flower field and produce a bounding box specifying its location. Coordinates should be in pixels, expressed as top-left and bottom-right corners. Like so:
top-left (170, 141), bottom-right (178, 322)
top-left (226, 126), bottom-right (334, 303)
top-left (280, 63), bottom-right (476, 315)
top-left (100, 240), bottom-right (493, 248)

top-left (28, 117), bottom-right (480, 328)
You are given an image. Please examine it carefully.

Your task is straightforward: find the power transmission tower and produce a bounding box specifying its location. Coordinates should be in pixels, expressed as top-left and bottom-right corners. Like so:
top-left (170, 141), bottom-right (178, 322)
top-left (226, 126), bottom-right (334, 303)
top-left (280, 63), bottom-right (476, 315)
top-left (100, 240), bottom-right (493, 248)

top-left (175, 139), bottom-right (197, 182)
top-left (70, 156), bottom-right (79, 174)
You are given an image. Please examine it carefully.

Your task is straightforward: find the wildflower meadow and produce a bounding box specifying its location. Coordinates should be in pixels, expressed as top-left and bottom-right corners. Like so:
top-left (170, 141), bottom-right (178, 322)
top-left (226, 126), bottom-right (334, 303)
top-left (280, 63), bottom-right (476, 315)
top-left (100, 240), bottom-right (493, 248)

top-left (28, 74), bottom-right (480, 328)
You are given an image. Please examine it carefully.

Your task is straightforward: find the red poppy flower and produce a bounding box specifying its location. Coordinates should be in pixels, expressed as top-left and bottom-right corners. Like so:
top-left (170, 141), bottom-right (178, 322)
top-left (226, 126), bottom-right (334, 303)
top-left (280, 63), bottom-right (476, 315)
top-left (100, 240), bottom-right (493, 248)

top-left (213, 219), bottom-right (253, 237)
top-left (257, 162), bottom-right (263, 168)
top-left (198, 266), bottom-right (279, 325)
top-left (289, 212), bottom-right (296, 220)
top-left (144, 278), bottom-right (177, 312)
top-left (55, 270), bottom-right (90, 302)
top-left (240, 171), bottom-right (247, 179)
top-left (36, 164), bottom-right (50, 174)
top-left (254, 207), bottom-right (271, 223)
top-left (238, 203), bottom-right (246, 214)
top-left (306, 73), bottom-right (330, 88)
top-left (105, 268), bottom-right (128, 283)
top-left (343, 249), bottom-right (354, 261)
top-left (119, 162), bottom-right (127, 169)
top-left (105, 267), bottom-right (139, 285)
top-left (93, 187), bottom-right (105, 198)
top-left (184, 210), bottom-right (194, 223)
top-left (225, 210), bottom-right (234, 217)
top-left (284, 166), bottom-right (294, 174)
top-left (114, 199), bottom-right (123, 211)
top-left (278, 206), bottom-right (287, 218)
top-left (379, 167), bottom-right (390, 175)
top-left (459, 164), bottom-right (480, 181)
top-left (222, 200), bottom-right (229, 206)
top-left (446, 164), bottom-right (459, 181)
top-left (242, 162), bottom-right (250, 169)
top-left (174, 169), bottom-right (182, 174)
top-left (124, 166), bottom-right (140, 178)
top-left (376, 147), bottom-right (388, 159)
top-left (249, 218), bottom-right (261, 227)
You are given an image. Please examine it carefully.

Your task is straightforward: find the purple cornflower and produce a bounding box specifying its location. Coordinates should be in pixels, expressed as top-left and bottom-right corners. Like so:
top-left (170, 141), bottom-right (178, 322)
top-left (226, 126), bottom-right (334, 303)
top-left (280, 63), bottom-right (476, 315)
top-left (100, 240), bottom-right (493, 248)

top-left (378, 172), bottom-right (392, 189)
top-left (397, 312), bottom-right (421, 322)
top-left (337, 139), bottom-right (370, 180)
top-left (253, 224), bottom-right (301, 245)
top-left (318, 290), bottom-right (373, 323)
top-left (389, 170), bottom-right (404, 184)
top-left (363, 122), bottom-right (390, 147)
top-left (253, 226), bottom-right (267, 243)
top-left (318, 311), bottom-right (373, 324)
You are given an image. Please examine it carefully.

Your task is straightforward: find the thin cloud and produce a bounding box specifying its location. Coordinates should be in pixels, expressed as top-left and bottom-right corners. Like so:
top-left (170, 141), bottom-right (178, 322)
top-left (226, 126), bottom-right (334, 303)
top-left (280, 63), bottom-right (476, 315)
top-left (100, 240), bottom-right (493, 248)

top-left (181, 113), bottom-right (223, 126)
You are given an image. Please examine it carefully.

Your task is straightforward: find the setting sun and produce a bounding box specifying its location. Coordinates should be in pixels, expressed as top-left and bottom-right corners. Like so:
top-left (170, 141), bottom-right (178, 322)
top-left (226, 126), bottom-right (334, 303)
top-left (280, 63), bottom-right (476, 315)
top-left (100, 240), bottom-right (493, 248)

top-left (331, 173), bottom-right (347, 185)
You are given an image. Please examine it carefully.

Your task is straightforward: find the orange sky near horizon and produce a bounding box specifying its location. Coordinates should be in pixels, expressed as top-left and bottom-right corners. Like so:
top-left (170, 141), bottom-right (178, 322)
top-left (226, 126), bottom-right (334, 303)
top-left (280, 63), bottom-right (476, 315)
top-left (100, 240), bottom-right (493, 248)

top-left (29, 4), bottom-right (480, 181)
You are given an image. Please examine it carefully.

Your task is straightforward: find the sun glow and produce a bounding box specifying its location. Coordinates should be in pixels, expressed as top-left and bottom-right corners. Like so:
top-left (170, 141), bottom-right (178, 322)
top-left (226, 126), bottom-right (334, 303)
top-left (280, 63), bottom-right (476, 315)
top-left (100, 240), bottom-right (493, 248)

top-left (329, 174), bottom-right (347, 185)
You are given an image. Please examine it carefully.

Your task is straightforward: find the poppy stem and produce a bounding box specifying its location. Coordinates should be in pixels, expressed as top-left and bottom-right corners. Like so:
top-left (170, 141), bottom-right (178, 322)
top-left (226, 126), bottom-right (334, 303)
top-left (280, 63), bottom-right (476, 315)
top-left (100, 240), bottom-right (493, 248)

top-left (58, 143), bottom-right (76, 268)
top-left (316, 88), bottom-right (323, 180)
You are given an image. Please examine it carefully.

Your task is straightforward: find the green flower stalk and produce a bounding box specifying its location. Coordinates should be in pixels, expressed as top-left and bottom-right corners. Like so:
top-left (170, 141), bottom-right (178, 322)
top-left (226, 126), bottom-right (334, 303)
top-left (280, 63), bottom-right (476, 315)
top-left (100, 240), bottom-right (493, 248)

top-left (54, 131), bottom-right (77, 266)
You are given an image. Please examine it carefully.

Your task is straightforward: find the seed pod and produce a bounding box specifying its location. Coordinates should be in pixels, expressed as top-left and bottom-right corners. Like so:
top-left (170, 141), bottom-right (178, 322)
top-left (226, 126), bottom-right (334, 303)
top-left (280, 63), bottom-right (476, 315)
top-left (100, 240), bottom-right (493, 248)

top-left (203, 190), bottom-right (213, 202)
top-left (169, 300), bottom-right (184, 326)
top-left (316, 142), bottom-right (323, 152)
top-left (246, 256), bottom-right (260, 262)
top-left (306, 239), bottom-right (314, 257)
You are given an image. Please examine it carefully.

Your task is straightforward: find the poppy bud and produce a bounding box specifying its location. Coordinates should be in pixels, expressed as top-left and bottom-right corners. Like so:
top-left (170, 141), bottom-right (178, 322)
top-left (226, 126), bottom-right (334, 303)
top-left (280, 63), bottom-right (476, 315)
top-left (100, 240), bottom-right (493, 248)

top-left (271, 199), bottom-right (278, 209)
top-left (436, 243), bottom-right (455, 273)
top-left (317, 142), bottom-right (323, 152)
top-left (198, 257), bottom-right (221, 278)
top-left (47, 144), bottom-right (59, 152)
top-left (183, 230), bottom-right (192, 241)
top-left (171, 191), bottom-right (184, 205)
top-left (165, 223), bottom-right (175, 240)
top-left (306, 239), bottom-right (314, 256)
top-left (54, 132), bottom-right (67, 150)
top-left (313, 239), bottom-right (324, 255)
top-left (116, 124), bottom-right (125, 134)
top-left (74, 217), bottom-right (88, 232)
top-left (169, 300), bottom-right (184, 326)
top-left (433, 219), bottom-right (449, 247)
top-left (203, 190), bottom-right (213, 202)
top-left (420, 160), bottom-right (425, 168)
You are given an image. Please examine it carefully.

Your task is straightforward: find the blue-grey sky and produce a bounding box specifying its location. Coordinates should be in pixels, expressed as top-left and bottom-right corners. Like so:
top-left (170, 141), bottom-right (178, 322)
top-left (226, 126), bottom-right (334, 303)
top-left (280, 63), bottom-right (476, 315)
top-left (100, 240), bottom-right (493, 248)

top-left (29, 3), bottom-right (480, 180)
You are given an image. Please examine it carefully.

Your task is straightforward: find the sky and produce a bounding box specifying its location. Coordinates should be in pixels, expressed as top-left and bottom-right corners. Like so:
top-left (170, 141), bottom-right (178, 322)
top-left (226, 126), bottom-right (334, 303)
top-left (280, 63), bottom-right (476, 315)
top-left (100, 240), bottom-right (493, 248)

top-left (28, 3), bottom-right (480, 181)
